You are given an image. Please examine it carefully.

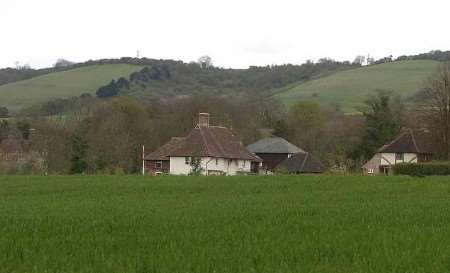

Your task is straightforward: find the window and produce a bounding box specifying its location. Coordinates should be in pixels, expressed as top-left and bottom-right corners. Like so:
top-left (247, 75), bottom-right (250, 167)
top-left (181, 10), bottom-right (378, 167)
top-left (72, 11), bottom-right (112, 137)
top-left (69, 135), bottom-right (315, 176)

top-left (288, 154), bottom-right (293, 159)
top-left (185, 157), bottom-right (190, 165)
top-left (155, 161), bottom-right (163, 169)
top-left (216, 158), bottom-right (219, 165)
top-left (243, 160), bottom-right (246, 167)
top-left (368, 168), bottom-right (374, 174)
top-left (395, 153), bottom-right (404, 162)
top-left (234, 160), bottom-right (238, 166)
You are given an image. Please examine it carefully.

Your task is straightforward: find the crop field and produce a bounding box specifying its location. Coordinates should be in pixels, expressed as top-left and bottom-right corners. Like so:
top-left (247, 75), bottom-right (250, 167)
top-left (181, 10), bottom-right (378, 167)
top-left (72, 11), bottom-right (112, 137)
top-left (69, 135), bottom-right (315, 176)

top-left (1, 175), bottom-right (450, 273)
top-left (275, 60), bottom-right (439, 112)
top-left (0, 64), bottom-right (143, 112)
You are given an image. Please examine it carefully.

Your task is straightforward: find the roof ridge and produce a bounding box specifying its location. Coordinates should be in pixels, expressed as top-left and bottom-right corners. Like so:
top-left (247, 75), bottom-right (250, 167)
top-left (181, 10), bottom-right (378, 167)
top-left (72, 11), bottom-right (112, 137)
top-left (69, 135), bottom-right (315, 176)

top-left (410, 129), bottom-right (420, 153)
top-left (377, 130), bottom-right (408, 153)
top-left (299, 152), bottom-right (309, 172)
top-left (207, 127), bottom-right (227, 158)
top-left (198, 127), bottom-right (212, 156)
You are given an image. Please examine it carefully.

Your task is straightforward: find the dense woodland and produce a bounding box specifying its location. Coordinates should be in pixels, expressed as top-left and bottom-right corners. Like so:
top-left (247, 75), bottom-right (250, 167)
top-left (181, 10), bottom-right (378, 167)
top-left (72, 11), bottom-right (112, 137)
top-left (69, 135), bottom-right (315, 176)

top-left (1, 52), bottom-right (450, 174)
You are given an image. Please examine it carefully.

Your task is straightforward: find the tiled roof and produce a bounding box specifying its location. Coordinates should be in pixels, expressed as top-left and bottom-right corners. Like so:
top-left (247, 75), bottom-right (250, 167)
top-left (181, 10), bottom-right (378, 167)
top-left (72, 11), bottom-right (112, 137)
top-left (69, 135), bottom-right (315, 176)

top-left (276, 152), bottom-right (324, 173)
top-left (169, 126), bottom-right (261, 161)
top-left (246, 137), bottom-right (305, 154)
top-left (144, 137), bottom-right (185, 161)
top-left (377, 129), bottom-right (434, 154)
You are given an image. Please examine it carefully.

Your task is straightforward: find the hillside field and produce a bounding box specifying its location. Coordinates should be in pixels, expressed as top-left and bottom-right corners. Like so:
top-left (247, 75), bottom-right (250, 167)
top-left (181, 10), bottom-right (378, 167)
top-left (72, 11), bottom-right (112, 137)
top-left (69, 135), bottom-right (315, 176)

top-left (1, 175), bottom-right (450, 273)
top-left (0, 64), bottom-right (142, 112)
top-left (275, 60), bottom-right (439, 112)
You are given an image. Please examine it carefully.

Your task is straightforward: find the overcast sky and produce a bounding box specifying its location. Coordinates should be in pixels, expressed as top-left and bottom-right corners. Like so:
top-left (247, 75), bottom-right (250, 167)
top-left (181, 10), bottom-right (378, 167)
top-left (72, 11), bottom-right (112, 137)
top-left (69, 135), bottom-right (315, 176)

top-left (1, 0), bottom-right (450, 69)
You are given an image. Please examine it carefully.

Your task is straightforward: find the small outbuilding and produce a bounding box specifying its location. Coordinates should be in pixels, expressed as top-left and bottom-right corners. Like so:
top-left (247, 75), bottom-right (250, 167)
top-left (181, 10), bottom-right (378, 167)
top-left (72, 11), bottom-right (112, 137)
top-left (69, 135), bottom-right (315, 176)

top-left (247, 137), bottom-right (324, 174)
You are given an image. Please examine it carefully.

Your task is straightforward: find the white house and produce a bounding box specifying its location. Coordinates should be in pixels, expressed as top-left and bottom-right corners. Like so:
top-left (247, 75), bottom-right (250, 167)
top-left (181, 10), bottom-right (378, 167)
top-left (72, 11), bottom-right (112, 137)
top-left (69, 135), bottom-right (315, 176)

top-left (362, 129), bottom-right (434, 175)
top-left (145, 113), bottom-right (261, 175)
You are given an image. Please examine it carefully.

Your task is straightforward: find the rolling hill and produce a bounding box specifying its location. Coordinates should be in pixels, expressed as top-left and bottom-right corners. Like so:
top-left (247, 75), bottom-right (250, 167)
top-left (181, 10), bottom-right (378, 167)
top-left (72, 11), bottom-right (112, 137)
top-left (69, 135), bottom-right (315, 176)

top-left (274, 60), bottom-right (440, 112)
top-left (0, 64), bottom-right (143, 112)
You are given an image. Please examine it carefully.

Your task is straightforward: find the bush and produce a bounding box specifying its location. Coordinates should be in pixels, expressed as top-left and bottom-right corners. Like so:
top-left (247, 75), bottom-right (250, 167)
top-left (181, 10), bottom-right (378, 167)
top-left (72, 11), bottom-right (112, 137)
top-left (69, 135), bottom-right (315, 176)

top-left (393, 162), bottom-right (450, 176)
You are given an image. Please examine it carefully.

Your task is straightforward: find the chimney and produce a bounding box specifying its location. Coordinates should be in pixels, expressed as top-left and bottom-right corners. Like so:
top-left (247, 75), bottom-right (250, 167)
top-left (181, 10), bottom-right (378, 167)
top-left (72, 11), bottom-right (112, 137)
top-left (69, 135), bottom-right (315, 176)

top-left (198, 113), bottom-right (210, 127)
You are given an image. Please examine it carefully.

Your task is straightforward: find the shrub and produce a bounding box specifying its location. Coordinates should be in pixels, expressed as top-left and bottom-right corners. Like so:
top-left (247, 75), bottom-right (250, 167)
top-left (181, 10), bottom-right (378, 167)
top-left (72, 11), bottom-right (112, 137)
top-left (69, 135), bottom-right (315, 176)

top-left (393, 162), bottom-right (450, 176)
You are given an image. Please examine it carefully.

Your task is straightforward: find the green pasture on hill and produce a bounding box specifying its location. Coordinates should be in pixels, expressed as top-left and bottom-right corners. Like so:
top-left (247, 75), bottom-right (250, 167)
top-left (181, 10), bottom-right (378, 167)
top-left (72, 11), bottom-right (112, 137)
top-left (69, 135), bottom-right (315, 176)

top-left (0, 64), bottom-right (143, 112)
top-left (275, 60), bottom-right (439, 112)
top-left (1, 175), bottom-right (450, 273)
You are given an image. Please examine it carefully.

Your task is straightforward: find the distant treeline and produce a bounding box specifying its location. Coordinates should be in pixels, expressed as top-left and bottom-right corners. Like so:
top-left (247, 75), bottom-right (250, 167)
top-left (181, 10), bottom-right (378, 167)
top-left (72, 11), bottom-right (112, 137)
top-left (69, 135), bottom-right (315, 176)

top-left (2, 50), bottom-right (450, 87)
top-left (94, 58), bottom-right (358, 99)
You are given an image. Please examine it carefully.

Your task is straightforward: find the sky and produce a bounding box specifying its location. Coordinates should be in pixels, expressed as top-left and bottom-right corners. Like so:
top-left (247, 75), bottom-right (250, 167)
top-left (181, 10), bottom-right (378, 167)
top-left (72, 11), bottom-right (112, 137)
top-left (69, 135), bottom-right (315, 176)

top-left (1, 0), bottom-right (450, 69)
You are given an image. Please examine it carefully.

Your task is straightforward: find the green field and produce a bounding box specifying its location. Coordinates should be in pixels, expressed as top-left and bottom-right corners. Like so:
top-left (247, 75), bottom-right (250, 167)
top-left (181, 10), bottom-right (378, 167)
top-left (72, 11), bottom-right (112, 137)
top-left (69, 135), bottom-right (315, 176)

top-left (0, 64), bottom-right (143, 112)
top-left (1, 175), bottom-right (450, 272)
top-left (275, 60), bottom-right (439, 112)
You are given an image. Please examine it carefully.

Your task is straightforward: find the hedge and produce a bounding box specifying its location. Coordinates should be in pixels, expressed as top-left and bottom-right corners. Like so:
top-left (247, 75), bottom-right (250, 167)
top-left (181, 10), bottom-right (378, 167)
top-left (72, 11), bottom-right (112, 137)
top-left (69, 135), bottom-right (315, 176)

top-left (393, 162), bottom-right (450, 176)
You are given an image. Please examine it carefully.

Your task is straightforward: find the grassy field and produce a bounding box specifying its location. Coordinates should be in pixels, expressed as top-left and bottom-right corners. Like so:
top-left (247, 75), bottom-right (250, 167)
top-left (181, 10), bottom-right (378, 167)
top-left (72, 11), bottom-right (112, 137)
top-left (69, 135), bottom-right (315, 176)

top-left (275, 60), bottom-right (439, 112)
top-left (1, 175), bottom-right (450, 273)
top-left (0, 64), bottom-right (143, 112)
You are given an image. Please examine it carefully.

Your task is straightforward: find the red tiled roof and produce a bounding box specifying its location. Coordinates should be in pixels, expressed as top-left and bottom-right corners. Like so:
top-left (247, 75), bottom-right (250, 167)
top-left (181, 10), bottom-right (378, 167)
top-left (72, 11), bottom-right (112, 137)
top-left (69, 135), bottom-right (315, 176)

top-left (144, 137), bottom-right (185, 161)
top-left (168, 126), bottom-right (261, 161)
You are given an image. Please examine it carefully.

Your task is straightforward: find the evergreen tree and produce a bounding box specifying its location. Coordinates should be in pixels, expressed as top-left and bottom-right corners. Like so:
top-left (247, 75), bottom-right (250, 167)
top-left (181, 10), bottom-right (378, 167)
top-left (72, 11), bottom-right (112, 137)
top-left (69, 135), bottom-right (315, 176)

top-left (356, 90), bottom-right (404, 160)
top-left (70, 134), bottom-right (88, 174)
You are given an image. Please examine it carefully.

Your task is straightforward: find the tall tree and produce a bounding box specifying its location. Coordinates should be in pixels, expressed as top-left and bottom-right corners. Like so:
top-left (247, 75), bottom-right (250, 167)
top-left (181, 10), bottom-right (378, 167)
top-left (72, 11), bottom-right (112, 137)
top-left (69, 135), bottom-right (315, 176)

top-left (70, 134), bottom-right (89, 174)
top-left (356, 90), bottom-right (404, 160)
top-left (197, 55), bottom-right (213, 69)
top-left (421, 63), bottom-right (450, 159)
top-left (287, 101), bottom-right (326, 152)
top-left (85, 97), bottom-right (153, 173)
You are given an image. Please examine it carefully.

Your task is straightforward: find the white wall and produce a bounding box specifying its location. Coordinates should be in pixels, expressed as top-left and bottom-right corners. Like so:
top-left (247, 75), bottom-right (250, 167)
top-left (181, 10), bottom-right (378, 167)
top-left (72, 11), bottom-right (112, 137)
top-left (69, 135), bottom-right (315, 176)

top-left (380, 153), bottom-right (417, 166)
top-left (169, 156), bottom-right (251, 175)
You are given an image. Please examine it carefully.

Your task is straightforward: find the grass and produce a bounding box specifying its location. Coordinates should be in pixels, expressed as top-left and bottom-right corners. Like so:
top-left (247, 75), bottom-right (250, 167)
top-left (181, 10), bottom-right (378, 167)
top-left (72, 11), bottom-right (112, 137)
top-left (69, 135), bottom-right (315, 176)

top-left (0, 64), bottom-right (143, 112)
top-left (275, 60), bottom-right (439, 112)
top-left (1, 175), bottom-right (450, 273)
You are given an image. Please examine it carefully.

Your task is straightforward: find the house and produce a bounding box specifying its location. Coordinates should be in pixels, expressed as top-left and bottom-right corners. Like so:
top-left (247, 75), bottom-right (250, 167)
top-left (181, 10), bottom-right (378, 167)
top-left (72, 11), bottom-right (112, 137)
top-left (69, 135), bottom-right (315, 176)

top-left (246, 137), bottom-right (324, 174)
top-left (362, 129), bottom-right (434, 175)
top-left (144, 113), bottom-right (262, 175)
top-left (144, 137), bottom-right (185, 175)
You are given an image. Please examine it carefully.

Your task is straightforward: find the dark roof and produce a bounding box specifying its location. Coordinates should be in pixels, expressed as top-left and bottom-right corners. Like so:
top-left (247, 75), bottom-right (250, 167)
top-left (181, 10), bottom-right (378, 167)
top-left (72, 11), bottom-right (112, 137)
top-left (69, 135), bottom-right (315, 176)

top-left (276, 152), bottom-right (324, 173)
top-left (247, 137), bottom-right (305, 154)
top-left (144, 137), bottom-right (185, 160)
top-left (377, 129), bottom-right (434, 154)
top-left (161, 126), bottom-right (261, 161)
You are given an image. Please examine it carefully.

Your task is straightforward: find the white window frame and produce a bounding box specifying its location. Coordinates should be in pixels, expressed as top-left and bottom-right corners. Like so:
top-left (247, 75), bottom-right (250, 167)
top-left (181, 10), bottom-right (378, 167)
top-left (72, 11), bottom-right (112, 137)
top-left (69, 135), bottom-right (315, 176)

top-left (155, 161), bottom-right (163, 169)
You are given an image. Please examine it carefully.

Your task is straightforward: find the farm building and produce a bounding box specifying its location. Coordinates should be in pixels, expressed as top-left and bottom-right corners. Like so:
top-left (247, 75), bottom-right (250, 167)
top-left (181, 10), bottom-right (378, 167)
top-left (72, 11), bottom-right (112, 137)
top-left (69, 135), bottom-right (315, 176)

top-left (246, 137), bottom-right (324, 174)
top-left (362, 128), bottom-right (434, 175)
top-left (144, 113), bottom-right (261, 175)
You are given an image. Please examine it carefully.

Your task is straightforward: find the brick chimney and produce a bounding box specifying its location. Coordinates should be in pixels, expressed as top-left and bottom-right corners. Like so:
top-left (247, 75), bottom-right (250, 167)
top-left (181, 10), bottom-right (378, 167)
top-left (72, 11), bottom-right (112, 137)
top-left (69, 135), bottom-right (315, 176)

top-left (198, 113), bottom-right (210, 127)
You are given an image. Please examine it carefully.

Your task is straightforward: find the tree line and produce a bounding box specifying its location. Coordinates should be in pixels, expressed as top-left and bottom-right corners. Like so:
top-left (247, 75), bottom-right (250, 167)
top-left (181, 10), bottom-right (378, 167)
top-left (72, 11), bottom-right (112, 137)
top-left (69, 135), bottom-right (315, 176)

top-left (2, 62), bottom-right (450, 175)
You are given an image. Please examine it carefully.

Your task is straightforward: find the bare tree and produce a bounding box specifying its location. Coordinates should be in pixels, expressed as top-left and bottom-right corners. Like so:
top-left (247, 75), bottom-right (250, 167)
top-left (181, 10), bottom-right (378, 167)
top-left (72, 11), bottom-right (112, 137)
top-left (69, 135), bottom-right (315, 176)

top-left (353, 55), bottom-right (366, 65)
top-left (197, 55), bottom-right (213, 69)
top-left (422, 63), bottom-right (450, 159)
top-left (54, 58), bottom-right (75, 68)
